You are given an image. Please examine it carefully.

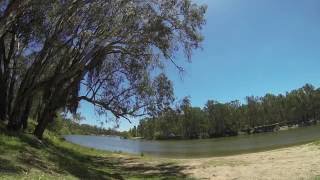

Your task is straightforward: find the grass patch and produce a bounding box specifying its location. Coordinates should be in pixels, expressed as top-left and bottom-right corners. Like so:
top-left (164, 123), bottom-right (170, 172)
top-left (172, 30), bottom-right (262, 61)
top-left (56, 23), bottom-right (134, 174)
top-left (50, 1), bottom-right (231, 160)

top-left (313, 140), bottom-right (320, 146)
top-left (0, 124), bottom-right (192, 179)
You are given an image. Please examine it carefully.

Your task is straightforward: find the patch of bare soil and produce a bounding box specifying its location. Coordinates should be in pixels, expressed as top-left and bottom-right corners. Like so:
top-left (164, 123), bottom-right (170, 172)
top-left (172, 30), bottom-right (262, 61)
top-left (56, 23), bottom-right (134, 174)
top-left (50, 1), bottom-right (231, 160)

top-left (180, 143), bottom-right (320, 180)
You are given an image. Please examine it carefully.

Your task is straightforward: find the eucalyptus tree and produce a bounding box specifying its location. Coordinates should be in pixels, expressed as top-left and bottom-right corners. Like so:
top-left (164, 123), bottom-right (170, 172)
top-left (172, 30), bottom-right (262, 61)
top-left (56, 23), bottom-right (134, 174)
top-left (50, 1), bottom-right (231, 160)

top-left (0, 0), bottom-right (206, 138)
top-left (261, 94), bottom-right (282, 125)
top-left (0, 0), bottom-right (46, 123)
top-left (225, 100), bottom-right (241, 135)
top-left (204, 100), bottom-right (231, 137)
top-left (300, 84), bottom-right (316, 122)
top-left (246, 96), bottom-right (262, 127)
top-left (312, 88), bottom-right (320, 120)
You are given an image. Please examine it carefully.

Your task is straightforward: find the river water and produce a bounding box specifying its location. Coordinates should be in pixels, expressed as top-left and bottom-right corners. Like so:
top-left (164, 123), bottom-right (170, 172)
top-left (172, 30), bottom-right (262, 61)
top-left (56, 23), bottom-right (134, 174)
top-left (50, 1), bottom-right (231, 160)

top-left (65, 125), bottom-right (320, 158)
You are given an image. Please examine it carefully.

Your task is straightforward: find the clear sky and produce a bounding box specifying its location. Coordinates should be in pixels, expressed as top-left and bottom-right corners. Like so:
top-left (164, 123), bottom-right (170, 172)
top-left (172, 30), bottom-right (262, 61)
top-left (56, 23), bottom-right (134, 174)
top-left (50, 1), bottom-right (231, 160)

top-left (80, 0), bottom-right (320, 131)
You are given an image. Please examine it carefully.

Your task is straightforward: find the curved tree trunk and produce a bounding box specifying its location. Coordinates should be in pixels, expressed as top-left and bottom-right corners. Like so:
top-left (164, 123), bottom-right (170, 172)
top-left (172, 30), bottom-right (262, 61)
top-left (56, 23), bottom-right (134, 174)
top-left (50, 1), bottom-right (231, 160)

top-left (21, 98), bottom-right (33, 130)
top-left (33, 81), bottom-right (70, 139)
top-left (34, 110), bottom-right (54, 139)
top-left (0, 81), bottom-right (7, 121)
top-left (7, 98), bottom-right (28, 130)
top-left (0, 35), bottom-right (8, 121)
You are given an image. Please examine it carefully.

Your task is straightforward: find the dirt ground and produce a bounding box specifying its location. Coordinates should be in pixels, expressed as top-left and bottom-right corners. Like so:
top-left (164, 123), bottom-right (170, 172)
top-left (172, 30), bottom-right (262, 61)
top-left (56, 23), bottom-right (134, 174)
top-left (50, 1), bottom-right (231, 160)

top-left (179, 143), bottom-right (320, 180)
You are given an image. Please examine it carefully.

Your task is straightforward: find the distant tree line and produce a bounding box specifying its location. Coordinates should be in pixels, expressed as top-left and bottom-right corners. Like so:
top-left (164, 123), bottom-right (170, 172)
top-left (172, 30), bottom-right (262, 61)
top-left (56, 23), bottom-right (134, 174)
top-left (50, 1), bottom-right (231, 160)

top-left (130, 84), bottom-right (320, 140)
top-left (47, 113), bottom-right (124, 136)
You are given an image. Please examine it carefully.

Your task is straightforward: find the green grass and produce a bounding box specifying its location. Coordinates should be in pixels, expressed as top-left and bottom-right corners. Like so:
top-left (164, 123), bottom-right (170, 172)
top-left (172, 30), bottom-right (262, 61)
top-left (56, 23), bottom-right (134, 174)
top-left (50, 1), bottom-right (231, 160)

top-left (0, 123), bottom-right (192, 180)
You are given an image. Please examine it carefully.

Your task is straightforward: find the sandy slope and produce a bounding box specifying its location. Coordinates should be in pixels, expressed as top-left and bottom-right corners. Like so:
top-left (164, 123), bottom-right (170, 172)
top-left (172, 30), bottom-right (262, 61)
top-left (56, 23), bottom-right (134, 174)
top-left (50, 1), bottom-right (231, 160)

top-left (179, 143), bottom-right (320, 180)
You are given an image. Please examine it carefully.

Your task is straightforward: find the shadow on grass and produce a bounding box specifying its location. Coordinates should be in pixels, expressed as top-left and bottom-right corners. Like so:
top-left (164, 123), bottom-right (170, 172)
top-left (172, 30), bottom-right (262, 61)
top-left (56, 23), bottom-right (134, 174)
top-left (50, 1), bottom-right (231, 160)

top-left (44, 142), bottom-right (191, 179)
top-left (0, 157), bottom-right (25, 174)
top-left (0, 132), bottom-right (192, 179)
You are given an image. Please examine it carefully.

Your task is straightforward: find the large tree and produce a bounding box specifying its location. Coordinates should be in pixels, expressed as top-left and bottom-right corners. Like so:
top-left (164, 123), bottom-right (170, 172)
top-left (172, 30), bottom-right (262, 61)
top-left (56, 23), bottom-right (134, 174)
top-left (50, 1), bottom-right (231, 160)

top-left (0, 0), bottom-right (207, 138)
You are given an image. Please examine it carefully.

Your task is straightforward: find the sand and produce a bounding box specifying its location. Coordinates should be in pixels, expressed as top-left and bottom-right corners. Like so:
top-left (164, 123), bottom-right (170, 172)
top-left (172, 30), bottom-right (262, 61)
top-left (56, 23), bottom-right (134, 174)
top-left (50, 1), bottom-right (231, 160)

top-left (178, 143), bottom-right (320, 180)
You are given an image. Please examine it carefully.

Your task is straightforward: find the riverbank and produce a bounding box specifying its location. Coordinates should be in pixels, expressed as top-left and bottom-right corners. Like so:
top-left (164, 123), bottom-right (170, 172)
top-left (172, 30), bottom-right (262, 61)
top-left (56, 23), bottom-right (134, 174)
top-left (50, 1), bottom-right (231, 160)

top-left (131, 122), bottom-right (320, 141)
top-left (0, 130), bottom-right (189, 179)
top-left (179, 142), bottom-right (320, 179)
top-left (1, 127), bottom-right (320, 179)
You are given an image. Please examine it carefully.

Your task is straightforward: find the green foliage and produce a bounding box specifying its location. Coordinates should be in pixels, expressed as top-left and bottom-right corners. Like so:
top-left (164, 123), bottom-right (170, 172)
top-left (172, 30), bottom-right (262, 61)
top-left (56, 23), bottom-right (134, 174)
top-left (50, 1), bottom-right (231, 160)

top-left (133, 84), bottom-right (320, 139)
top-left (47, 114), bottom-right (66, 134)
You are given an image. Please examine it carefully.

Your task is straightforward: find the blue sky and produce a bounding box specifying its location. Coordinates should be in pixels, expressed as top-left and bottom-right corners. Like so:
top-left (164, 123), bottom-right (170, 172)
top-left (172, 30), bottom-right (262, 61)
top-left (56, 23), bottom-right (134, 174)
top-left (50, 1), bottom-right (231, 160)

top-left (80, 0), bottom-right (320, 131)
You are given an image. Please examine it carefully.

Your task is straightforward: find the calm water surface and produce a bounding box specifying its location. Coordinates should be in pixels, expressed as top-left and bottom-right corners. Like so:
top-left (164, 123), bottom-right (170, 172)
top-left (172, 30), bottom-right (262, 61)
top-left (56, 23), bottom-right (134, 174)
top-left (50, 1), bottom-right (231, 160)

top-left (65, 125), bottom-right (320, 158)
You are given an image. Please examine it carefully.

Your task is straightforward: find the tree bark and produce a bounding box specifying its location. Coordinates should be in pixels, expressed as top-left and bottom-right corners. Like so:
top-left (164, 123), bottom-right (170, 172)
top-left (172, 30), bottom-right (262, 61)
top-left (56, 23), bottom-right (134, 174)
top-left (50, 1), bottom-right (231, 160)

top-left (21, 98), bottom-right (33, 130)
top-left (33, 106), bottom-right (56, 139)
top-left (0, 36), bottom-right (8, 121)
top-left (7, 101), bottom-right (25, 130)
top-left (0, 82), bottom-right (7, 121)
top-left (34, 117), bottom-right (49, 139)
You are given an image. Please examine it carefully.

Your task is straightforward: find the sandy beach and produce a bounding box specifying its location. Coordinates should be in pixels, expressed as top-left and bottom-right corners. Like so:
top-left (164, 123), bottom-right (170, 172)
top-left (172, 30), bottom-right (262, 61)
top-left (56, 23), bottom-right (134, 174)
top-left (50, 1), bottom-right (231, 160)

top-left (178, 143), bottom-right (320, 180)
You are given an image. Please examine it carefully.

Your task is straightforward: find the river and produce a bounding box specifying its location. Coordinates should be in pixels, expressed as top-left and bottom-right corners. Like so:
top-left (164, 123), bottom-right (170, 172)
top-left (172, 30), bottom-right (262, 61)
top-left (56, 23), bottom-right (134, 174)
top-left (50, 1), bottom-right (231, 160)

top-left (65, 124), bottom-right (320, 158)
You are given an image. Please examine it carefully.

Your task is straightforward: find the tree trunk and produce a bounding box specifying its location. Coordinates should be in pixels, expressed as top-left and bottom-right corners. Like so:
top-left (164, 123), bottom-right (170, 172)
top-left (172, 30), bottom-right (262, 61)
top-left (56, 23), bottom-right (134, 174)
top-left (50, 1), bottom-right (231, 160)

top-left (7, 103), bottom-right (25, 130)
top-left (0, 36), bottom-right (6, 121)
top-left (21, 98), bottom-right (33, 130)
top-left (34, 118), bottom-right (48, 139)
top-left (33, 72), bottom-right (80, 138)
top-left (33, 107), bottom-right (56, 139)
top-left (0, 83), bottom-right (7, 121)
top-left (7, 95), bottom-right (31, 131)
